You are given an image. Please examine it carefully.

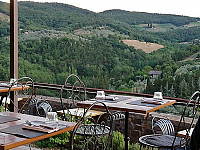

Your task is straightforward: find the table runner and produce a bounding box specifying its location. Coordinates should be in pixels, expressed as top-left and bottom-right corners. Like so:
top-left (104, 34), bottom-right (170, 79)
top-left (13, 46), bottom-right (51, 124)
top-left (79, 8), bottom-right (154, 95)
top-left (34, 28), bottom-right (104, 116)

top-left (0, 115), bottom-right (20, 124)
top-left (127, 100), bottom-right (162, 107)
top-left (0, 121), bottom-right (68, 138)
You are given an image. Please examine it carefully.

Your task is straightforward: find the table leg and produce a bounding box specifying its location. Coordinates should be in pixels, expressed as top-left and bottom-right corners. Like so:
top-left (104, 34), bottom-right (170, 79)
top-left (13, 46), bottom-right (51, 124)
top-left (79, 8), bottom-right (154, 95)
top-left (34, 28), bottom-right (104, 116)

top-left (0, 92), bottom-right (7, 109)
top-left (125, 111), bottom-right (129, 150)
top-left (0, 96), bottom-right (3, 106)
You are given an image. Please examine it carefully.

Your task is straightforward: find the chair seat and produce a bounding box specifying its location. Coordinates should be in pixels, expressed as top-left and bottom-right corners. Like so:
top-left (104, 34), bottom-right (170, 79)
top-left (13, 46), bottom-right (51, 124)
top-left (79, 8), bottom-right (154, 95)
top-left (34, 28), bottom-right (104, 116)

top-left (75, 124), bottom-right (110, 136)
top-left (139, 134), bottom-right (186, 148)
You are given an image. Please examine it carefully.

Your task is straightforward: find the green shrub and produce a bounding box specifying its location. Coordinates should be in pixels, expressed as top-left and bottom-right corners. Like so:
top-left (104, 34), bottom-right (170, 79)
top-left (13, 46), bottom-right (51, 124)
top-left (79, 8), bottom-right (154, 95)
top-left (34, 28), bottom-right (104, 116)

top-left (35, 130), bottom-right (150, 150)
top-left (112, 131), bottom-right (125, 150)
top-left (35, 132), bottom-right (70, 148)
top-left (0, 105), bottom-right (4, 112)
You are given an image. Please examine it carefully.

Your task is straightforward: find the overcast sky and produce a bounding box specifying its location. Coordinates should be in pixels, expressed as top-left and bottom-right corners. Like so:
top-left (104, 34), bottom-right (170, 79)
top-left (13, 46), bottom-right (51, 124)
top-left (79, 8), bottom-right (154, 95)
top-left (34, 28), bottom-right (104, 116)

top-left (1, 0), bottom-right (200, 18)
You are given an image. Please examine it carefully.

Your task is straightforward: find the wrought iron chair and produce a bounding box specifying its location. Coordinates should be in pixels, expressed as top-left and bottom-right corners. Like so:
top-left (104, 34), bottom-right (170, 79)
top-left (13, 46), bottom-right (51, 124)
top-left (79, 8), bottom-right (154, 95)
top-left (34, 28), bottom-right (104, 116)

top-left (139, 117), bottom-right (175, 148)
top-left (58, 74), bottom-right (124, 129)
top-left (111, 111), bottom-right (125, 131)
top-left (59, 74), bottom-right (87, 121)
top-left (187, 116), bottom-right (200, 150)
top-left (69, 101), bottom-right (113, 150)
top-left (138, 91), bottom-right (200, 149)
top-left (7, 77), bottom-right (52, 116)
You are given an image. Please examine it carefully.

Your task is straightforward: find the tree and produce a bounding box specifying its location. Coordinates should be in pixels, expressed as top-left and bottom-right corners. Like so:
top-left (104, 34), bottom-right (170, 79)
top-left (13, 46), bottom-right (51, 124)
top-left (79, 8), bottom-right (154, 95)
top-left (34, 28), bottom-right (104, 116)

top-left (179, 79), bottom-right (190, 99)
top-left (169, 85), bottom-right (176, 98)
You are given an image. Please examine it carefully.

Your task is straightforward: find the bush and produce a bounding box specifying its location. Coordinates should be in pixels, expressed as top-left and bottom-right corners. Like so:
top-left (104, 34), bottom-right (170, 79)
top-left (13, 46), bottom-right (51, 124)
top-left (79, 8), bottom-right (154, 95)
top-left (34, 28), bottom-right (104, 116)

top-left (35, 132), bottom-right (70, 148)
top-left (112, 131), bottom-right (125, 150)
top-left (35, 130), bottom-right (150, 150)
top-left (0, 105), bottom-right (4, 112)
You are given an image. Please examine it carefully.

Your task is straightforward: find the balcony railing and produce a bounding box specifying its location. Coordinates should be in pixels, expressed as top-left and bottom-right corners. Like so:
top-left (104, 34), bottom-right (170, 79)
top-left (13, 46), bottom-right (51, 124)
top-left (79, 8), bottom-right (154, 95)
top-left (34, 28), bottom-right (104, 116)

top-left (33, 82), bottom-right (188, 106)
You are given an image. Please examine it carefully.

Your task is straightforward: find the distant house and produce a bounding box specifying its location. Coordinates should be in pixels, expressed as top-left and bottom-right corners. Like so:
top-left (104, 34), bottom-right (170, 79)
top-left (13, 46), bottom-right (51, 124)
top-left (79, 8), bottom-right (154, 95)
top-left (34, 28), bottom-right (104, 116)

top-left (149, 71), bottom-right (162, 78)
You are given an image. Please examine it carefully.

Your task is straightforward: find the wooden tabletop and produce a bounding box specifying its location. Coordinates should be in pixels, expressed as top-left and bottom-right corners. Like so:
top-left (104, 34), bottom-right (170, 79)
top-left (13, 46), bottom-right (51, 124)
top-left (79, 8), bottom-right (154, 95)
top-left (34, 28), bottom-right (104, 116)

top-left (77, 95), bottom-right (176, 114)
top-left (0, 112), bottom-right (75, 150)
top-left (0, 85), bottom-right (29, 93)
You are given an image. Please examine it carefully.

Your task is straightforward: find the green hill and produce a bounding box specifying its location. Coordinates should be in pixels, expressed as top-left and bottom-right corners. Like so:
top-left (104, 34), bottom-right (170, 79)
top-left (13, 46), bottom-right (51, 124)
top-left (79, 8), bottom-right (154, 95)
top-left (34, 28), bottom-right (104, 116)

top-left (100, 9), bottom-right (199, 26)
top-left (0, 1), bottom-right (9, 15)
top-left (0, 1), bottom-right (200, 99)
top-left (1, 1), bottom-right (199, 33)
top-left (18, 2), bottom-right (105, 31)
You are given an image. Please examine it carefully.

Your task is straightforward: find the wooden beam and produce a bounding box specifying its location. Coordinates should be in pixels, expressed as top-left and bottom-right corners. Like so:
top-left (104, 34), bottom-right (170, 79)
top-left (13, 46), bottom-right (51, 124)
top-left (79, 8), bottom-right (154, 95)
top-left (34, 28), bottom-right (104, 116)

top-left (10, 0), bottom-right (18, 112)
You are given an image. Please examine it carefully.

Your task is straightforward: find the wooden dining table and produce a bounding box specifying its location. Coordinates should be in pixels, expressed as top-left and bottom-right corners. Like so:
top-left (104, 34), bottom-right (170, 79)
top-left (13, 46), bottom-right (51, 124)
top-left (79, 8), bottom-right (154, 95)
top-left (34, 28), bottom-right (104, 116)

top-left (77, 95), bottom-right (176, 150)
top-left (0, 112), bottom-right (76, 150)
top-left (0, 83), bottom-right (30, 110)
top-left (0, 85), bottom-right (29, 94)
top-left (0, 81), bottom-right (30, 93)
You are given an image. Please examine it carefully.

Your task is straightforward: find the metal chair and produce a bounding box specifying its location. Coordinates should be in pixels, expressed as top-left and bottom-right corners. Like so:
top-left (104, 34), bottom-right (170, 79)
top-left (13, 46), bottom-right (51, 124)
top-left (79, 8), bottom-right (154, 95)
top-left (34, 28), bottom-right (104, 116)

top-left (111, 111), bottom-right (125, 131)
top-left (139, 117), bottom-right (175, 149)
top-left (138, 91), bottom-right (200, 149)
top-left (69, 101), bottom-right (113, 150)
top-left (7, 77), bottom-right (52, 116)
top-left (187, 116), bottom-right (200, 150)
top-left (58, 74), bottom-right (123, 129)
top-left (59, 74), bottom-right (87, 121)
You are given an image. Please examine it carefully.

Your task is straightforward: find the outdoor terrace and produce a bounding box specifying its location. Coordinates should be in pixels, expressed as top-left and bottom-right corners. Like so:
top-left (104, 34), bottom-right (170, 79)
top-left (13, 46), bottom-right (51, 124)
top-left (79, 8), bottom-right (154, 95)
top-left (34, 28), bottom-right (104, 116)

top-left (33, 82), bottom-right (191, 142)
top-left (0, 80), bottom-right (194, 150)
top-left (1, 1), bottom-right (198, 149)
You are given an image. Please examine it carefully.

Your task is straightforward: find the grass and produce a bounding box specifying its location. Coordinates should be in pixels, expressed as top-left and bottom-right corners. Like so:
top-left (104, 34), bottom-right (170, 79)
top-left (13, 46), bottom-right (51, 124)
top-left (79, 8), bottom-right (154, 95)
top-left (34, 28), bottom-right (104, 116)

top-left (122, 39), bottom-right (164, 53)
top-left (133, 21), bottom-right (200, 32)
top-left (0, 12), bottom-right (9, 21)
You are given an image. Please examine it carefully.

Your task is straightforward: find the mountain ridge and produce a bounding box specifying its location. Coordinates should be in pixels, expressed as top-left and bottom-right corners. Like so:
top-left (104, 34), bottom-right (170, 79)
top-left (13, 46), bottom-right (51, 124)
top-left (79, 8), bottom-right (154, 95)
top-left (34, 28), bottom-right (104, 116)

top-left (0, 1), bottom-right (199, 30)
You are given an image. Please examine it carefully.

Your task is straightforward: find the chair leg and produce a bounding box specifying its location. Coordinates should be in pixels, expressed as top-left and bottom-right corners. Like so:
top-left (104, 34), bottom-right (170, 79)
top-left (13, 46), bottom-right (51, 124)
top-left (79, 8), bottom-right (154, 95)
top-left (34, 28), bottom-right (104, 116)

top-left (139, 144), bottom-right (142, 150)
top-left (0, 96), bottom-right (3, 106)
top-left (28, 144), bottom-right (32, 150)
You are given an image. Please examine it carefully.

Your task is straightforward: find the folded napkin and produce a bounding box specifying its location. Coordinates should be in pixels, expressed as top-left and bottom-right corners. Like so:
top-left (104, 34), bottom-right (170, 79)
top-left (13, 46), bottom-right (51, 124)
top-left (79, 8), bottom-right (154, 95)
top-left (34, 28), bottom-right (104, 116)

top-left (23, 120), bottom-right (59, 133)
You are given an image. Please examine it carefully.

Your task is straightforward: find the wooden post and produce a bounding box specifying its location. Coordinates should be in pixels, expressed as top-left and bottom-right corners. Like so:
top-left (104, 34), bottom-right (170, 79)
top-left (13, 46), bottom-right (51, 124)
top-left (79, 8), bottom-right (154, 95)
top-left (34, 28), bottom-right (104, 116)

top-left (10, 0), bottom-right (18, 112)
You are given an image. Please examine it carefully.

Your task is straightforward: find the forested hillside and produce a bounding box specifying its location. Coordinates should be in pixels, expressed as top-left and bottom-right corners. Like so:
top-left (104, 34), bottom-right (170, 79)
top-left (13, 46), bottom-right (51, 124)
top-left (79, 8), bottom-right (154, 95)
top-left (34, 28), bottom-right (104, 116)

top-left (0, 1), bottom-right (200, 99)
top-left (18, 2), bottom-right (106, 31)
top-left (100, 9), bottom-right (199, 26)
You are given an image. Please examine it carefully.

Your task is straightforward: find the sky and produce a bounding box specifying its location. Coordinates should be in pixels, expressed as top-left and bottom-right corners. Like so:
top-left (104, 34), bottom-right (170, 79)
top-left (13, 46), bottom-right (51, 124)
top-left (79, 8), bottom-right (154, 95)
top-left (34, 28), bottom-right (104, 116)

top-left (1, 0), bottom-right (200, 18)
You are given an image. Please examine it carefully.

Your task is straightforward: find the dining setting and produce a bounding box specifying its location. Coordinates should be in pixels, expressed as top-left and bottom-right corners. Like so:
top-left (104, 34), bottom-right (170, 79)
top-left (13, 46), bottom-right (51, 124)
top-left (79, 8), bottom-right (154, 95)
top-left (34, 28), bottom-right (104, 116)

top-left (0, 77), bottom-right (76, 150)
top-left (0, 75), bottom-right (176, 150)
top-left (0, 75), bottom-right (197, 150)
top-left (0, 111), bottom-right (76, 150)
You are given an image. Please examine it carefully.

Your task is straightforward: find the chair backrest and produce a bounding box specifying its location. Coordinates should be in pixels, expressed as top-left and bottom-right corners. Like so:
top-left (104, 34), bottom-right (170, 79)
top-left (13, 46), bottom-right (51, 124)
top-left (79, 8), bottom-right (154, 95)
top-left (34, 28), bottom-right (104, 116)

top-left (152, 118), bottom-right (175, 135)
top-left (60, 74), bottom-right (86, 120)
top-left (6, 77), bottom-right (34, 112)
top-left (8, 77), bottom-right (52, 116)
top-left (173, 91), bottom-right (200, 147)
top-left (26, 97), bottom-right (52, 117)
top-left (70, 101), bottom-right (113, 150)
